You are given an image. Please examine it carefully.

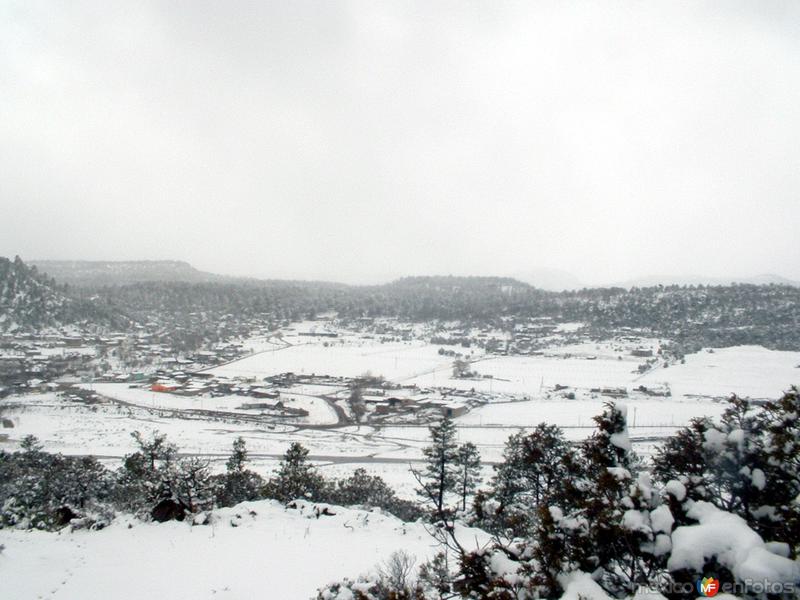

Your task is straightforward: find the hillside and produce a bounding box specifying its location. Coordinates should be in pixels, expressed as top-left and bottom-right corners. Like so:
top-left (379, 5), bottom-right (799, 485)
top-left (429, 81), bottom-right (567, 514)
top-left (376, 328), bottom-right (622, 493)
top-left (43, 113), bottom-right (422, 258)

top-left (81, 271), bottom-right (800, 350)
top-left (0, 256), bottom-right (126, 332)
top-left (29, 260), bottom-right (225, 287)
top-left (6, 257), bottom-right (800, 352)
top-left (0, 499), bottom-right (490, 600)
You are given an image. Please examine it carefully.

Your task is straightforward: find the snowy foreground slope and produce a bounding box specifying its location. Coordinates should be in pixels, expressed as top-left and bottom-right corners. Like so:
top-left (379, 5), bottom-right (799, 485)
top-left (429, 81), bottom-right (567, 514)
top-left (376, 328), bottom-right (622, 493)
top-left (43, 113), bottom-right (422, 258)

top-left (0, 500), bottom-right (489, 600)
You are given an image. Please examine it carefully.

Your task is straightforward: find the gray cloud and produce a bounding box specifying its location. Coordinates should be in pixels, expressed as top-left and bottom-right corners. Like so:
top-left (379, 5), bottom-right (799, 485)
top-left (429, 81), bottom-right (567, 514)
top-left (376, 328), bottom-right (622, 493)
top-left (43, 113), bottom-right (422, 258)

top-left (2, 1), bottom-right (799, 284)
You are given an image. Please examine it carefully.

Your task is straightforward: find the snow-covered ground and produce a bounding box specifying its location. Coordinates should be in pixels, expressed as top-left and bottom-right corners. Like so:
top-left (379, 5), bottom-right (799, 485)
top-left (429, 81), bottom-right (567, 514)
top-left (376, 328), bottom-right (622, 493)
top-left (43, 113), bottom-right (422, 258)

top-left (2, 342), bottom-right (797, 502)
top-left (0, 500), bottom-right (491, 600)
top-left (2, 337), bottom-right (799, 599)
top-left (87, 382), bottom-right (340, 426)
top-left (409, 344), bottom-right (799, 399)
top-left (208, 338), bottom-right (468, 381)
top-left (455, 397), bottom-right (727, 428)
top-left (637, 345), bottom-right (800, 400)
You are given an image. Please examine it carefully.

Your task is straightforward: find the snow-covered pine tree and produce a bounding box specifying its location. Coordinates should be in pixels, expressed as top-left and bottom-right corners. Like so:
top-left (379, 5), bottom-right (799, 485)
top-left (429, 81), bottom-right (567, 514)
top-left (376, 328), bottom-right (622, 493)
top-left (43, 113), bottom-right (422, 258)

top-left (0, 436), bottom-right (113, 529)
top-left (710, 395), bottom-right (766, 518)
top-left (652, 416), bottom-right (713, 524)
top-left (534, 402), bottom-right (670, 596)
top-left (753, 386), bottom-right (800, 557)
top-left (653, 395), bottom-right (768, 532)
top-left (417, 551), bottom-right (452, 599)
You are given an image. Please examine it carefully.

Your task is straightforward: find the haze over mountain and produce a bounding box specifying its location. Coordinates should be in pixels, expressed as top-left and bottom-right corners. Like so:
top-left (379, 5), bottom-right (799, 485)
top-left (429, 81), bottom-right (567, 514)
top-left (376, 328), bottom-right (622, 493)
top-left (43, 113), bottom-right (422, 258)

top-left (513, 270), bottom-right (800, 291)
top-left (510, 268), bottom-right (585, 292)
top-left (3, 3), bottom-right (800, 285)
top-left (23, 258), bottom-right (800, 291)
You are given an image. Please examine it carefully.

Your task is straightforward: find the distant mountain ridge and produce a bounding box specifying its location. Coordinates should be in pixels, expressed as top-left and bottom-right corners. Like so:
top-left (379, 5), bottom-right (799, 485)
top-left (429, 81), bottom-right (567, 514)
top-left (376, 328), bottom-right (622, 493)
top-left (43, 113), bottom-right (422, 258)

top-left (30, 260), bottom-right (228, 287)
top-left (614, 273), bottom-right (800, 289)
top-left (29, 260), bottom-right (800, 291)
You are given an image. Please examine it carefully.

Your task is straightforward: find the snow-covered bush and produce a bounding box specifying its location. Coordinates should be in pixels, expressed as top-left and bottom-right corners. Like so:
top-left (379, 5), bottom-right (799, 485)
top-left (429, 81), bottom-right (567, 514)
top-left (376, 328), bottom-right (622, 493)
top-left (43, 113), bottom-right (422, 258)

top-left (654, 389), bottom-right (800, 557)
top-left (263, 442), bottom-right (327, 503)
top-left (316, 576), bottom-right (384, 600)
top-left (668, 500), bottom-right (800, 598)
top-left (325, 468), bottom-right (423, 522)
top-left (112, 430), bottom-right (180, 513)
top-left (0, 435), bottom-right (113, 530)
top-left (316, 568), bottom-right (422, 600)
top-left (756, 387), bottom-right (800, 554)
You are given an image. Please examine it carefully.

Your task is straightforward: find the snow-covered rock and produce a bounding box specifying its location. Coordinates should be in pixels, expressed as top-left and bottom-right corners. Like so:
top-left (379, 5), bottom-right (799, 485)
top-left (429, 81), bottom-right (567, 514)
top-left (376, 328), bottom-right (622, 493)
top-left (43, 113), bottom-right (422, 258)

top-left (558, 571), bottom-right (614, 599)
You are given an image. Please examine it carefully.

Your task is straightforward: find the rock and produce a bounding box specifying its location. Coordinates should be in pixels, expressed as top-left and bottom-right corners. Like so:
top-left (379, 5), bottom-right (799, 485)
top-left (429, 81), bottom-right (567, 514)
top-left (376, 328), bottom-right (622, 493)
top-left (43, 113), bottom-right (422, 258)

top-left (151, 498), bottom-right (186, 523)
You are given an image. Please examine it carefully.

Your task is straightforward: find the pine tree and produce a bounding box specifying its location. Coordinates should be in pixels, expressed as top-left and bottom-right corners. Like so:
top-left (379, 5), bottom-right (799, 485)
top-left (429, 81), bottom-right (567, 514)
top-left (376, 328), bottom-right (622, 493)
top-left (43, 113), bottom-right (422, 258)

top-left (412, 416), bottom-right (459, 520)
top-left (486, 423), bottom-right (572, 536)
top-left (265, 442), bottom-right (325, 503)
top-left (652, 417), bottom-right (711, 503)
top-left (174, 457), bottom-right (214, 513)
top-left (57, 455), bottom-right (111, 510)
top-left (652, 396), bottom-right (768, 530)
top-left (454, 442), bottom-right (481, 512)
top-left (742, 387), bottom-right (799, 555)
top-left (711, 395), bottom-right (765, 517)
top-left (417, 551), bottom-right (452, 599)
top-left (329, 468), bottom-right (395, 507)
top-left (115, 430), bottom-right (179, 510)
top-left (532, 402), bottom-right (669, 596)
top-left (226, 437), bottom-right (248, 473)
top-left (217, 436), bottom-right (264, 507)
top-left (0, 437), bottom-right (113, 529)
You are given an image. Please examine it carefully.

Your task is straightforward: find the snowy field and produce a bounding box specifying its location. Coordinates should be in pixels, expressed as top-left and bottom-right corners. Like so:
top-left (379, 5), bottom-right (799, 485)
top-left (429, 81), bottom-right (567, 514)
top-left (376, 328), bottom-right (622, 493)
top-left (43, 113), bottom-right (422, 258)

top-left (2, 342), bottom-right (797, 501)
top-left (0, 500), bottom-right (491, 600)
top-left (408, 344), bottom-right (800, 399)
top-left (0, 396), bottom-right (399, 460)
top-left (87, 382), bottom-right (340, 426)
top-left (637, 345), bottom-right (800, 400)
top-left (207, 338), bottom-right (467, 381)
top-left (455, 397), bottom-right (727, 428)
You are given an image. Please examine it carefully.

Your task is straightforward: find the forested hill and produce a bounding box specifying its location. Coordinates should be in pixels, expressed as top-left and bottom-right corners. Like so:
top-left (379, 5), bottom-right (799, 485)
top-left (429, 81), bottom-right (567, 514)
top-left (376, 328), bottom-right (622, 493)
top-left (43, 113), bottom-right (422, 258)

top-left (360, 276), bottom-right (545, 320)
top-left (3, 257), bottom-right (800, 352)
top-left (92, 274), bottom-right (800, 351)
top-left (0, 256), bottom-right (127, 332)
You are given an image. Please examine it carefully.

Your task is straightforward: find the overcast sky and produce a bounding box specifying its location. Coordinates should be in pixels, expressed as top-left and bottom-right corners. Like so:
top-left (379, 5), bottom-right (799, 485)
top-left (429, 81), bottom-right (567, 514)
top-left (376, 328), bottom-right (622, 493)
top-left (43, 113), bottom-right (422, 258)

top-left (1, 1), bottom-right (799, 286)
